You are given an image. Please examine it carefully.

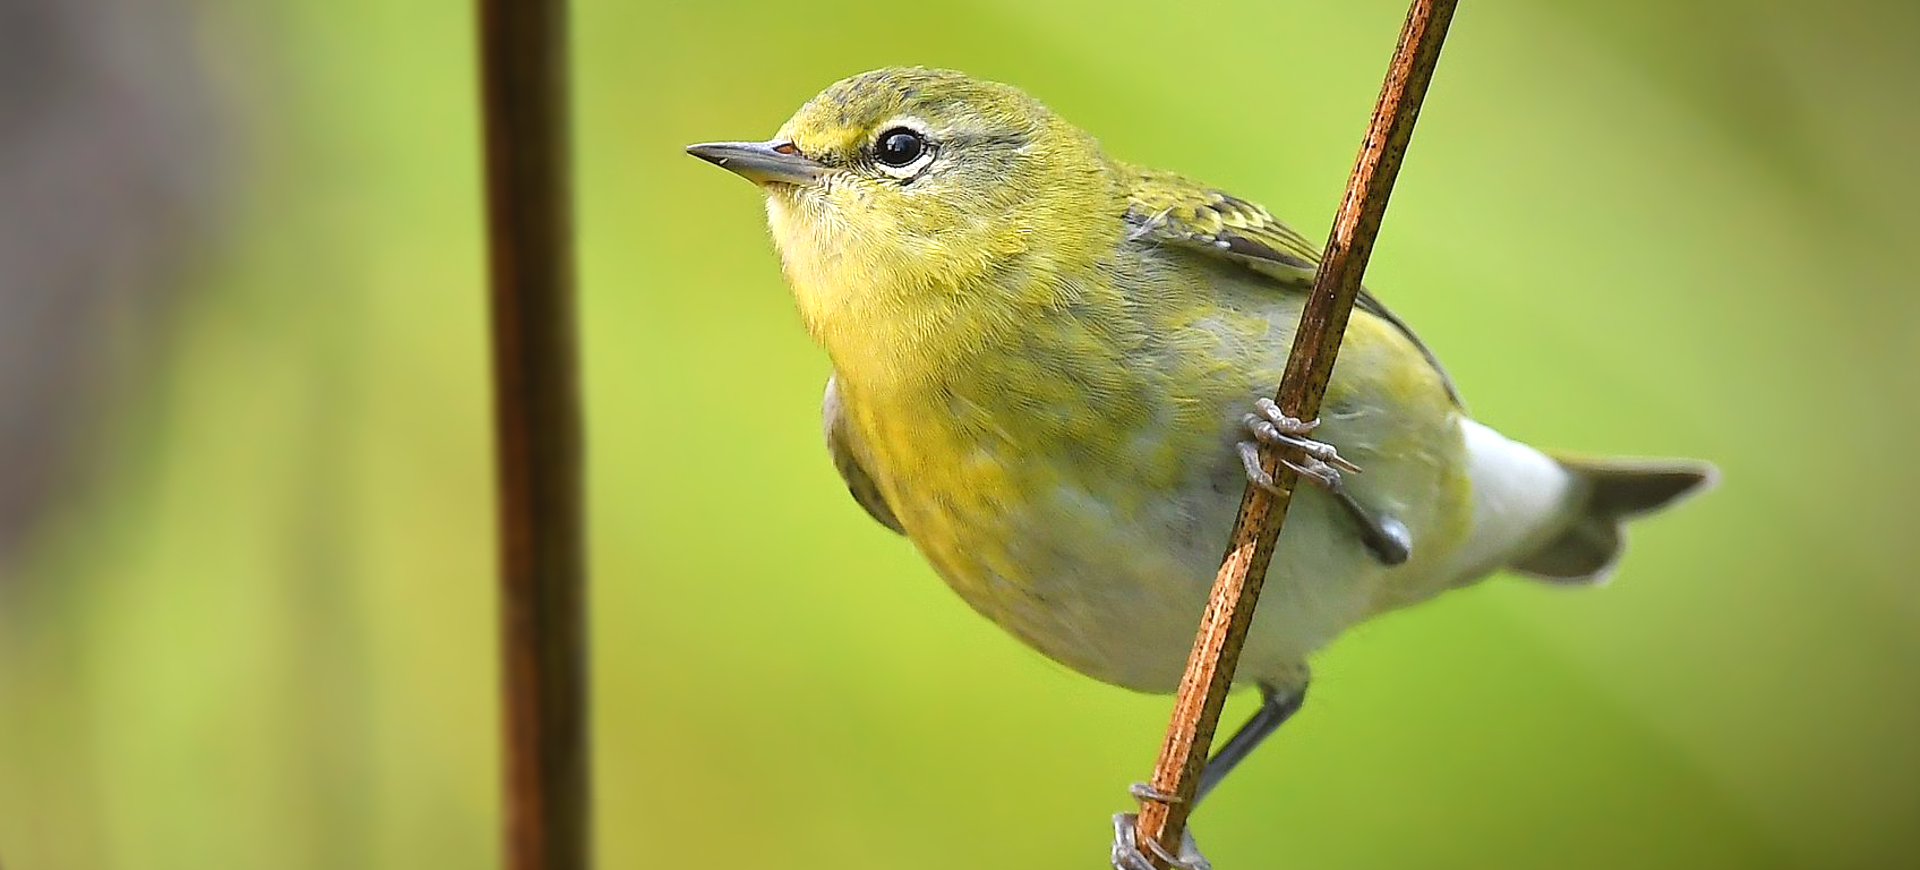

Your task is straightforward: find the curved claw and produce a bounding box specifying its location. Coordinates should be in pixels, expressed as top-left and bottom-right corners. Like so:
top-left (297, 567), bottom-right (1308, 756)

top-left (1237, 441), bottom-right (1284, 495)
top-left (1244, 399), bottom-right (1363, 474)
top-left (1112, 813), bottom-right (1212, 870)
top-left (1241, 435), bottom-right (1412, 566)
top-left (1278, 454), bottom-right (1343, 490)
top-left (1252, 397), bottom-right (1314, 434)
top-left (1128, 782), bottom-right (1183, 805)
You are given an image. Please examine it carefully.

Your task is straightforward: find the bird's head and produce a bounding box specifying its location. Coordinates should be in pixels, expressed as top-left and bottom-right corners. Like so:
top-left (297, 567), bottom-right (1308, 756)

top-left (689, 67), bottom-right (1120, 357)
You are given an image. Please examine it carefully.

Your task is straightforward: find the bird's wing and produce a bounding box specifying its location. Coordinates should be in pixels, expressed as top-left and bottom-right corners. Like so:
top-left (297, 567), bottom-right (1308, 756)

top-left (1121, 166), bottom-right (1461, 406)
top-left (823, 374), bottom-right (905, 535)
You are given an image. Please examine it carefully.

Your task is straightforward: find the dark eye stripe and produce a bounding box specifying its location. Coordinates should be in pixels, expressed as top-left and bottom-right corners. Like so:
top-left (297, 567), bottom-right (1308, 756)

top-left (943, 131), bottom-right (1030, 151)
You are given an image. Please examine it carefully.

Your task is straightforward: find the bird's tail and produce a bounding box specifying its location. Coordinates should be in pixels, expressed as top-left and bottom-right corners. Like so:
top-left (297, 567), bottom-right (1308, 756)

top-left (1509, 455), bottom-right (1717, 584)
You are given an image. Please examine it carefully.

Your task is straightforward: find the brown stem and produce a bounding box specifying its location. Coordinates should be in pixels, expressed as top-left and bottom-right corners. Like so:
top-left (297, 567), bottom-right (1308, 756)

top-left (477, 0), bottom-right (589, 868)
top-left (1132, 0), bottom-right (1458, 864)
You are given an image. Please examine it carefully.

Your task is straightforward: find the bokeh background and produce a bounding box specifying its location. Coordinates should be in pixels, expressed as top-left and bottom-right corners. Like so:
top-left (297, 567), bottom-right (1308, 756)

top-left (2, 0), bottom-right (1916, 867)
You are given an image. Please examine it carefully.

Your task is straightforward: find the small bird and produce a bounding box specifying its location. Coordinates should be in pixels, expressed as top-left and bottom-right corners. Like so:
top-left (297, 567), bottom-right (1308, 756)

top-left (689, 67), bottom-right (1713, 868)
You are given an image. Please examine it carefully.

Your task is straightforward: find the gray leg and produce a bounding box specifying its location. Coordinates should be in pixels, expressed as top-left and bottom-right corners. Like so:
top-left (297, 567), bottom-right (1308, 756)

top-left (1194, 682), bottom-right (1306, 805)
top-left (1112, 683), bottom-right (1309, 870)
top-left (1237, 400), bottom-right (1412, 565)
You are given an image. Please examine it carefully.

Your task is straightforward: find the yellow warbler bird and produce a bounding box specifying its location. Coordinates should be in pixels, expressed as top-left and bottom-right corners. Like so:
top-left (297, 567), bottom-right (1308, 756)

top-left (689, 67), bottom-right (1713, 868)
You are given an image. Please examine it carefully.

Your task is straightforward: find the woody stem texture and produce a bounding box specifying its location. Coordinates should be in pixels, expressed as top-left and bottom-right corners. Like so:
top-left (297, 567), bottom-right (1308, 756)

top-left (1133, 0), bottom-right (1459, 864)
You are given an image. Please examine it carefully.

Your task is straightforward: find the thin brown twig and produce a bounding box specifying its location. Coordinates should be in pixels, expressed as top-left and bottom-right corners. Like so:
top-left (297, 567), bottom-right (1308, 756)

top-left (477, 0), bottom-right (590, 868)
top-left (1132, 0), bottom-right (1458, 863)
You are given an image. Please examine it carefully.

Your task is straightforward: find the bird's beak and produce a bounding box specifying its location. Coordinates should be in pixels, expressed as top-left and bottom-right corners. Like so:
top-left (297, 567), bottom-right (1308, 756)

top-left (686, 140), bottom-right (827, 186)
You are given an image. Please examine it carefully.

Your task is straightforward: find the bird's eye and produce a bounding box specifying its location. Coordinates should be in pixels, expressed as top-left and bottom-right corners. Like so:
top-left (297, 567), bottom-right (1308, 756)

top-left (874, 127), bottom-right (927, 168)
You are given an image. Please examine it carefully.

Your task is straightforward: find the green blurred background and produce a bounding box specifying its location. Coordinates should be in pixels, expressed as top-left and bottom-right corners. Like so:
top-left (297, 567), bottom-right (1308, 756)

top-left (2, 0), bottom-right (1916, 867)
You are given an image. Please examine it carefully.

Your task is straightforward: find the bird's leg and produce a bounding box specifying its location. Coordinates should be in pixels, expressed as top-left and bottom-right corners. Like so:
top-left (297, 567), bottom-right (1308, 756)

top-left (1111, 683), bottom-right (1308, 870)
top-left (1237, 399), bottom-right (1412, 565)
top-left (1193, 682), bottom-right (1306, 805)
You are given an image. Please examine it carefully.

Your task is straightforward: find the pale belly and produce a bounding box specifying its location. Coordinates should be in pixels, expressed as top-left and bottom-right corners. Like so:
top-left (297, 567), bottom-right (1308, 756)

top-left (831, 268), bottom-right (1472, 694)
top-left (866, 396), bottom-right (1467, 695)
top-left (984, 470), bottom-right (1397, 694)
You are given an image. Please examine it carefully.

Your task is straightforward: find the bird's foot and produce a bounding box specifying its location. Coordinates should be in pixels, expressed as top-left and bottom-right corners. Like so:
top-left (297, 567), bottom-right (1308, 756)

top-left (1235, 397), bottom-right (1361, 497)
top-left (1235, 398), bottom-right (1412, 566)
top-left (1239, 398), bottom-right (1361, 477)
top-left (1112, 812), bottom-right (1211, 870)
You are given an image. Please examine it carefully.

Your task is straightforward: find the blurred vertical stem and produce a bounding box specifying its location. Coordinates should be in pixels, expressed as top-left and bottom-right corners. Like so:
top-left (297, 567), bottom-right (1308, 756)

top-left (476, 0), bottom-right (589, 868)
top-left (1132, 0), bottom-right (1457, 864)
